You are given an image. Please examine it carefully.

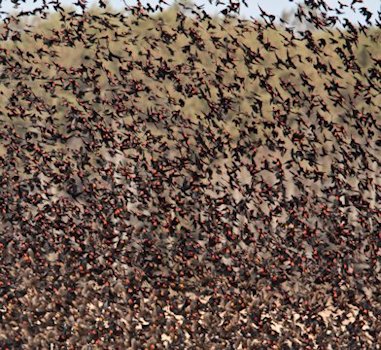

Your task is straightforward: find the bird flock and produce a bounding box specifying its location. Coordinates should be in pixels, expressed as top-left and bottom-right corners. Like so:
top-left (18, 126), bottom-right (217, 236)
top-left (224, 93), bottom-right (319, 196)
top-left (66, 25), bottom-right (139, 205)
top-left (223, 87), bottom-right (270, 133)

top-left (0, 0), bottom-right (380, 348)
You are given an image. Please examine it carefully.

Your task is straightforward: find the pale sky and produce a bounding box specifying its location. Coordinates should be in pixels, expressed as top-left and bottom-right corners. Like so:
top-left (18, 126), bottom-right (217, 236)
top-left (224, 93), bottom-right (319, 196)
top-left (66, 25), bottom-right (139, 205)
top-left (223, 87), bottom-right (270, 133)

top-left (0, 0), bottom-right (380, 25)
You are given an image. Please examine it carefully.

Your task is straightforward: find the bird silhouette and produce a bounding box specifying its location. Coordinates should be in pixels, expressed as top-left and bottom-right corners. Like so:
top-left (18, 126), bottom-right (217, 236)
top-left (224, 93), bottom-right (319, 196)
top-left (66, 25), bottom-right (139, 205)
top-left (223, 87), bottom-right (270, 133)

top-left (0, 0), bottom-right (379, 348)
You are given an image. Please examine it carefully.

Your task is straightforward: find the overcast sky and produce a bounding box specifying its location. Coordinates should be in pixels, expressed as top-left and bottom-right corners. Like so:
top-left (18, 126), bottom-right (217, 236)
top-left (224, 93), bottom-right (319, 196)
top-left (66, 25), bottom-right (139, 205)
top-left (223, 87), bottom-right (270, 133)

top-left (1, 0), bottom-right (380, 25)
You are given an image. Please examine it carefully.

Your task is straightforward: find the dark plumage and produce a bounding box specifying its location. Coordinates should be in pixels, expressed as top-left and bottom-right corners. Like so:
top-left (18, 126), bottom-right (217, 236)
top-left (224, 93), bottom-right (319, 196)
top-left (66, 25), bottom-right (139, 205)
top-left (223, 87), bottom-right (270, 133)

top-left (0, 0), bottom-right (380, 348)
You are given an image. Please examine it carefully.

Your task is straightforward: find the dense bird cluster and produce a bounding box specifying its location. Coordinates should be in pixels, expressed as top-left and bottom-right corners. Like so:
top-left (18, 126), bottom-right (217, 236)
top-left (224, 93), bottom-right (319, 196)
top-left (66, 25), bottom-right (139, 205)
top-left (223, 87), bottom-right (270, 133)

top-left (0, 0), bottom-right (380, 348)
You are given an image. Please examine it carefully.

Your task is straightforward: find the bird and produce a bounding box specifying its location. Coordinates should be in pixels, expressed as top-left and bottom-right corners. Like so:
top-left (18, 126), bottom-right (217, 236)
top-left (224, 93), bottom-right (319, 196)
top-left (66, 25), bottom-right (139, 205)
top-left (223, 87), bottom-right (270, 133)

top-left (0, 0), bottom-right (379, 349)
